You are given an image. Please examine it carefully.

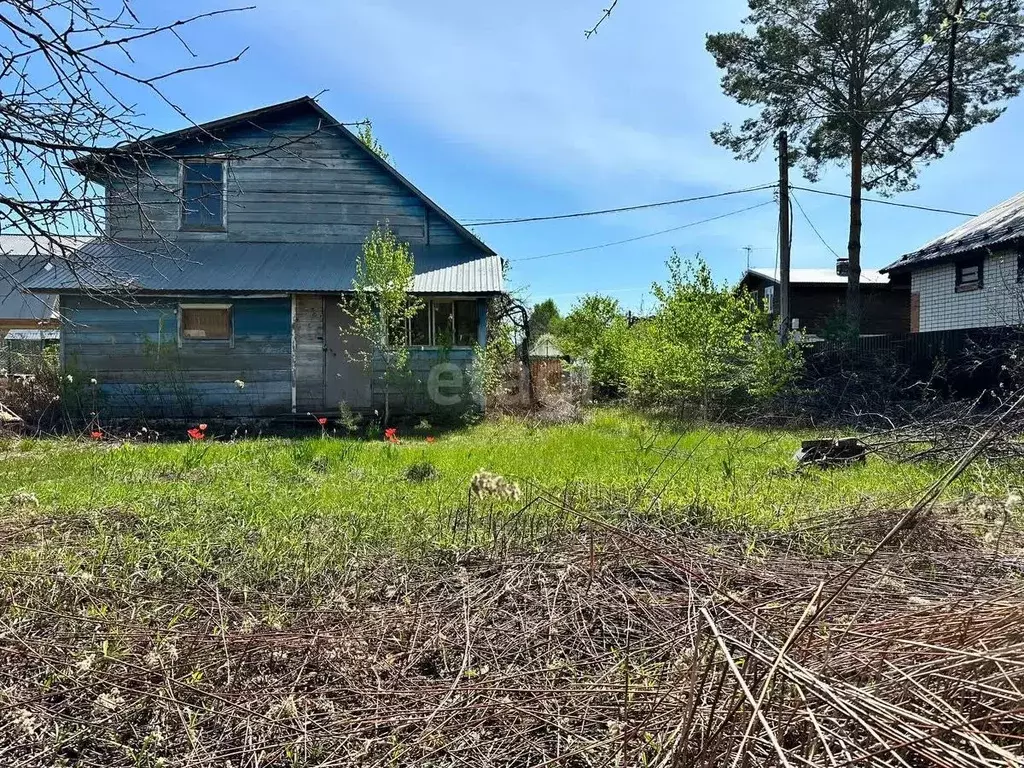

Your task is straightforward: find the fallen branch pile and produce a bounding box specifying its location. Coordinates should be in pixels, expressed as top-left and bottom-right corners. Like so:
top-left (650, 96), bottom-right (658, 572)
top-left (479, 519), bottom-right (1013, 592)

top-left (1, 507), bottom-right (1022, 766)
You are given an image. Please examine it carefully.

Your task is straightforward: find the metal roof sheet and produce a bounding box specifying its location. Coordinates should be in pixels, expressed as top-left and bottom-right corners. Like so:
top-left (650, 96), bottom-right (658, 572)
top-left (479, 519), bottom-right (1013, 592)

top-left (883, 191), bottom-right (1024, 273)
top-left (745, 267), bottom-right (890, 285)
top-left (25, 240), bottom-right (504, 295)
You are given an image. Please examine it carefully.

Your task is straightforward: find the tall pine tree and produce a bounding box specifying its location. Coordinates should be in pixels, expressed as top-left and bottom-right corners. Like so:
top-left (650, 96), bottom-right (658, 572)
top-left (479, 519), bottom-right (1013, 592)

top-left (707, 0), bottom-right (1024, 328)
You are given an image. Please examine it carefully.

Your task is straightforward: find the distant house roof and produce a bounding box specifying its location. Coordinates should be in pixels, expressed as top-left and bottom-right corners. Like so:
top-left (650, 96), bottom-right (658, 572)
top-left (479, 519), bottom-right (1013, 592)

top-left (2, 329), bottom-right (60, 341)
top-left (68, 96), bottom-right (496, 258)
top-left (743, 267), bottom-right (890, 285)
top-left (883, 191), bottom-right (1024, 273)
top-left (26, 240), bottom-right (504, 295)
top-left (0, 234), bottom-right (89, 324)
top-left (529, 333), bottom-right (564, 359)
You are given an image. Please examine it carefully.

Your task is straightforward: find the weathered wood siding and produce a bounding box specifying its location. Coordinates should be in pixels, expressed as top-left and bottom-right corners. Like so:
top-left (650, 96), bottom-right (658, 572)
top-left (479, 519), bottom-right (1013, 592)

top-left (294, 294), bottom-right (325, 412)
top-left (104, 106), bottom-right (469, 247)
top-left (370, 299), bottom-right (489, 415)
top-left (61, 294), bottom-right (292, 417)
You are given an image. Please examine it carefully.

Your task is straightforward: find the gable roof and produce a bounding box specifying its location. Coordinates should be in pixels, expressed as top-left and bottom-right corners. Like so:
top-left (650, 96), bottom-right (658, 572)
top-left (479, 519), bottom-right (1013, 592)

top-left (25, 240), bottom-right (504, 296)
top-left (68, 96), bottom-right (496, 257)
top-left (743, 267), bottom-right (890, 285)
top-left (882, 191), bottom-right (1024, 274)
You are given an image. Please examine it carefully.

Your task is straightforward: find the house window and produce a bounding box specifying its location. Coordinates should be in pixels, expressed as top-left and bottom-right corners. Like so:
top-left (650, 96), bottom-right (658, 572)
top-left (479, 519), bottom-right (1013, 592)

top-left (955, 258), bottom-right (983, 292)
top-left (763, 285), bottom-right (776, 313)
top-left (181, 160), bottom-right (225, 231)
top-left (407, 298), bottom-right (480, 347)
top-left (180, 304), bottom-right (232, 340)
top-left (1017, 251), bottom-right (1024, 283)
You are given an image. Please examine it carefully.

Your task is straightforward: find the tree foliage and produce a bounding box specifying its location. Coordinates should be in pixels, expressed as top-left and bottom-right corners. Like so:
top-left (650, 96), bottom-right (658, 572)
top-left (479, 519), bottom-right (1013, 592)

top-left (558, 256), bottom-right (801, 414)
top-left (0, 2), bottom-right (247, 284)
top-left (345, 223), bottom-right (419, 426)
top-left (529, 298), bottom-right (563, 338)
top-left (623, 254), bottom-right (800, 415)
top-left (357, 119), bottom-right (392, 165)
top-left (707, 0), bottom-right (1024, 326)
top-left (559, 294), bottom-right (630, 395)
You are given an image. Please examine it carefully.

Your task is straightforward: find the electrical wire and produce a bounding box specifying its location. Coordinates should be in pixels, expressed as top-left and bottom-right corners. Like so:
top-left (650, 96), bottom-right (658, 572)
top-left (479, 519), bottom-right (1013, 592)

top-left (791, 185), bottom-right (977, 217)
top-left (510, 199), bottom-right (775, 263)
top-left (791, 191), bottom-right (842, 260)
top-left (466, 184), bottom-right (777, 226)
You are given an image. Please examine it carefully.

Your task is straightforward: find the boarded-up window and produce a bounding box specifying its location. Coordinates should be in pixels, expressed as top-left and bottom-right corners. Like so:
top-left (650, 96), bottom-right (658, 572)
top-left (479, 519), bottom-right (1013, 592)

top-left (181, 306), bottom-right (231, 340)
top-left (955, 258), bottom-right (983, 292)
top-left (181, 161), bottom-right (225, 231)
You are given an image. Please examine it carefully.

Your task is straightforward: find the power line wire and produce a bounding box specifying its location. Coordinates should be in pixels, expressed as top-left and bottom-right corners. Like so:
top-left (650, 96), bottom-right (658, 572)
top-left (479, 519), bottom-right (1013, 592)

top-left (510, 200), bottom-right (775, 263)
top-left (791, 191), bottom-right (842, 261)
top-left (791, 185), bottom-right (977, 217)
top-left (466, 184), bottom-right (777, 227)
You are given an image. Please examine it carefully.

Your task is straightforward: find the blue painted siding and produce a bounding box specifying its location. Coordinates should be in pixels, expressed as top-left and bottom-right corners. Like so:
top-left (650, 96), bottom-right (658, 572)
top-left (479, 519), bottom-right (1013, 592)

top-left (104, 105), bottom-right (471, 248)
top-left (62, 294), bottom-right (292, 418)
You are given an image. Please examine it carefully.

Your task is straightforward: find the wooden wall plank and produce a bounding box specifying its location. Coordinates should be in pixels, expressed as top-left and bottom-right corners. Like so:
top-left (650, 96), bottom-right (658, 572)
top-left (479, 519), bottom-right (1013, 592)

top-left (103, 108), bottom-right (472, 247)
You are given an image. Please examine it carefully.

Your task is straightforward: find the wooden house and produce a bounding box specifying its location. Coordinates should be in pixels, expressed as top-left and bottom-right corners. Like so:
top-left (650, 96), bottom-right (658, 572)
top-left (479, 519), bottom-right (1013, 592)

top-left (739, 261), bottom-right (910, 336)
top-left (27, 97), bottom-right (503, 418)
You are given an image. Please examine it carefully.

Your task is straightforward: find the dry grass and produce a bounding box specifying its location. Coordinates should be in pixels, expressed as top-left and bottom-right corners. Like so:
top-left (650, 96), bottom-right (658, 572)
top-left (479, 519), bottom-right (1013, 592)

top-left (1, 502), bottom-right (1022, 767)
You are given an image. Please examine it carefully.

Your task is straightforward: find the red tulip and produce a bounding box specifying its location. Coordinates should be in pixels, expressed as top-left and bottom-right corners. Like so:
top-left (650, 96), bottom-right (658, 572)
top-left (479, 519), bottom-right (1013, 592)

top-left (90, 430), bottom-right (103, 440)
top-left (187, 428), bottom-right (205, 441)
top-left (317, 417), bottom-right (328, 426)
top-left (425, 436), bottom-right (436, 444)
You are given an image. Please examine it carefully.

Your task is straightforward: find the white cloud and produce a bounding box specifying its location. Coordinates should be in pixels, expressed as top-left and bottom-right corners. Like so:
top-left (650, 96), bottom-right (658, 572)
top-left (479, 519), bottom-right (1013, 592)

top-left (247, 0), bottom-right (770, 202)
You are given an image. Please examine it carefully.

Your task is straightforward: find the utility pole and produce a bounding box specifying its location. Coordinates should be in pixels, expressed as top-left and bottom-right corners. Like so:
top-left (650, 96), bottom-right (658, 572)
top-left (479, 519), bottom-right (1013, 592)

top-left (778, 130), bottom-right (791, 340)
top-left (743, 245), bottom-right (752, 271)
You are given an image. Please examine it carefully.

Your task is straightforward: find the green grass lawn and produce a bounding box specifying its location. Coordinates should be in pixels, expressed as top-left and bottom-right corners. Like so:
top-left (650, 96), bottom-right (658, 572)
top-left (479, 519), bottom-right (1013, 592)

top-left (0, 409), bottom-right (1013, 588)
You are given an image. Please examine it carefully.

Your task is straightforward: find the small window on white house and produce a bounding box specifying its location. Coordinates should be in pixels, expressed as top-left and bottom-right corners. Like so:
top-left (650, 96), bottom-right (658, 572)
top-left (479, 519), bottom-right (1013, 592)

top-left (180, 305), bottom-right (232, 340)
top-left (181, 161), bottom-right (225, 231)
top-left (955, 259), bottom-right (983, 292)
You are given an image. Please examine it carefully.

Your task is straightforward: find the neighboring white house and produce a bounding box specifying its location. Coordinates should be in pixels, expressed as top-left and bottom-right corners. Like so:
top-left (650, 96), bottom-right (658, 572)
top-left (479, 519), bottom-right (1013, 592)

top-left (882, 192), bottom-right (1024, 333)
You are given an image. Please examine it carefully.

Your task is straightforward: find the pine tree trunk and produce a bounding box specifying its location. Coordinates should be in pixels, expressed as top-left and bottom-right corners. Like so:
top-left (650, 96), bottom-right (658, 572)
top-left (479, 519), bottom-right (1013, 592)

top-left (846, 129), bottom-right (864, 332)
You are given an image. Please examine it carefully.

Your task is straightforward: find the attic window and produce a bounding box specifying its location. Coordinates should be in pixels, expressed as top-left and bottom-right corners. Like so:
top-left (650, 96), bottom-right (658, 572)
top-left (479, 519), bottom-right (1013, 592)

top-left (180, 304), bottom-right (232, 341)
top-left (181, 161), bottom-right (225, 231)
top-left (955, 258), bottom-right (983, 293)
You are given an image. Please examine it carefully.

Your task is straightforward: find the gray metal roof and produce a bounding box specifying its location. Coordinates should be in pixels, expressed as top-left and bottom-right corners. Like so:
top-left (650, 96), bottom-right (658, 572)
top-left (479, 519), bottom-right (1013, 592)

top-left (883, 191), bottom-right (1024, 273)
top-left (745, 267), bottom-right (890, 285)
top-left (25, 240), bottom-right (504, 295)
top-left (0, 233), bottom-right (82, 321)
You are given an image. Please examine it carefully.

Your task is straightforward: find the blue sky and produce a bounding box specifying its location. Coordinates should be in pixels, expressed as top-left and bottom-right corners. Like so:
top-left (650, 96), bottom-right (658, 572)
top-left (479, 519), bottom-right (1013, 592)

top-left (130, 1), bottom-right (1024, 311)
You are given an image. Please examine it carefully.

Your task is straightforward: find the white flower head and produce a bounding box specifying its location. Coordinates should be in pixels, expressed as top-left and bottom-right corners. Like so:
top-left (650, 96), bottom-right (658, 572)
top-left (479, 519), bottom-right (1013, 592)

top-left (66, 374), bottom-right (73, 383)
top-left (234, 379), bottom-right (246, 390)
top-left (90, 378), bottom-right (97, 386)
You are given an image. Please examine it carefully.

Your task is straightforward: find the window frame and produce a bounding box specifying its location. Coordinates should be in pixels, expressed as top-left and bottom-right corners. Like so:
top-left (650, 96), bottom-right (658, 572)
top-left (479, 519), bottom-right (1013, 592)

top-left (178, 159), bottom-right (227, 233)
top-left (178, 303), bottom-right (234, 347)
top-left (406, 297), bottom-right (480, 349)
top-left (954, 257), bottom-right (984, 293)
top-left (1016, 250), bottom-right (1024, 284)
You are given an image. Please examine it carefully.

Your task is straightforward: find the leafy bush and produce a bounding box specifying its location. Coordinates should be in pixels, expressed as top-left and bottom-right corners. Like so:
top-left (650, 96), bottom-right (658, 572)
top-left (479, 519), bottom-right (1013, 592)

top-left (558, 294), bottom-right (630, 397)
top-left (623, 253), bottom-right (801, 416)
top-left (556, 254), bottom-right (802, 417)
